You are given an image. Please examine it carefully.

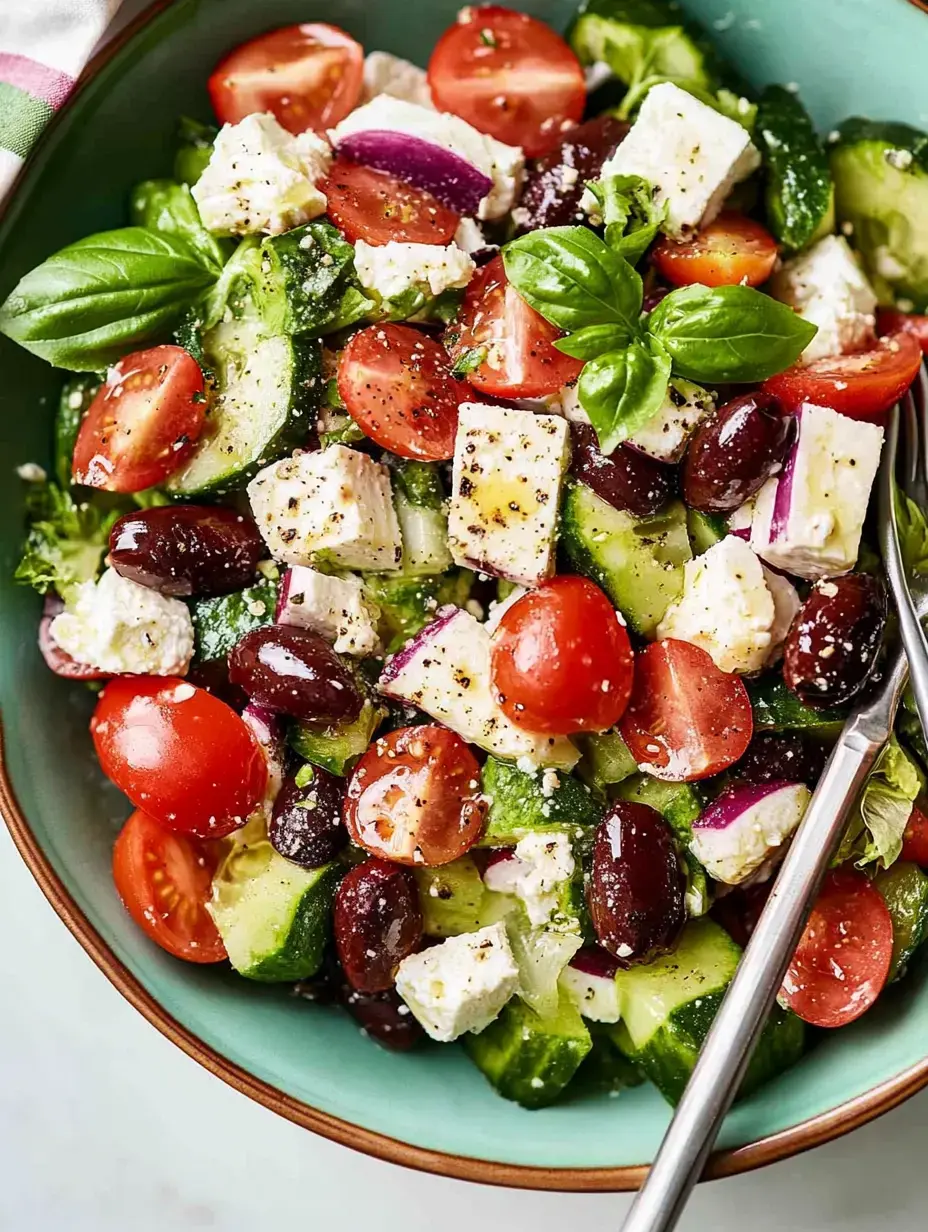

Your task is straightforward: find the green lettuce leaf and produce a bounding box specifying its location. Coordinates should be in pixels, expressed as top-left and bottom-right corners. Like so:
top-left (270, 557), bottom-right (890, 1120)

top-left (837, 736), bottom-right (924, 870)
top-left (14, 482), bottom-right (120, 603)
top-left (894, 483), bottom-right (928, 576)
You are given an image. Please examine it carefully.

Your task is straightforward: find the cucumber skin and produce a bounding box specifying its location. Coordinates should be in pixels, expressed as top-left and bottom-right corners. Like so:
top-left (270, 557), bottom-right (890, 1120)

top-left (190, 578), bottom-right (277, 664)
top-left (756, 85), bottom-right (834, 252)
top-left (748, 677), bottom-right (846, 740)
top-left (874, 861), bottom-right (928, 982)
top-left (243, 863), bottom-right (342, 983)
top-left (55, 375), bottom-right (99, 488)
top-left (288, 699), bottom-right (386, 776)
top-left (615, 774), bottom-right (702, 844)
top-left (479, 757), bottom-right (602, 846)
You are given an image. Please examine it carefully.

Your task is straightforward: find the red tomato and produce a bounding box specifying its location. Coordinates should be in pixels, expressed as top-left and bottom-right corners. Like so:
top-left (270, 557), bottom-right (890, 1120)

top-left (619, 639), bottom-right (753, 782)
top-left (761, 332), bottom-right (922, 423)
top-left (112, 809), bottom-right (227, 963)
top-left (901, 800), bottom-right (928, 866)
top-left (71, 345), bottom-right (205, 493)
top-left (490, 576), bottom-right (634, 734)
top-left (780, 868), bottom-right (893, 1028)
top-left (651, 213), bottom-right (779, 289)
top-left (338, 324), bottom-right (466, 461)
top-left (91, 677), bottom-right (267, 840)
top-left (344, 726), bottom-right (487, 866)
top-left (323, 159), bottom-right (460, 246)
top-left (428, 5), bottom-right (585, 158)
top-left (877, 308), bottom-right (928, 354)
top-left (446, 254), bottom-right (583, 398)
top-left (208, 23), bottom-right (363, 133)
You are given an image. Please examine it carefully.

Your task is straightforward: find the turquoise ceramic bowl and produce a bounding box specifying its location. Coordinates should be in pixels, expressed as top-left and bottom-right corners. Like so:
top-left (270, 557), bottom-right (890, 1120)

top-left (3, 0), bottom-right (928, 1190)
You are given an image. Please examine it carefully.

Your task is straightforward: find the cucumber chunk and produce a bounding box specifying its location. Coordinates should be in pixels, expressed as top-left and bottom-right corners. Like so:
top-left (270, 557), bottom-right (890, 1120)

top-left (189, 577), bottom-right (277, 663)
top-left (55, 375), bottom-right (98, 489)
top-left (288, 697), bottom-right (386, 776)
top-left (615, 774), bottom-right (703, 843)
top-left (686, 508), bottom-right (727, 557)
top-left (755, 85), bottom-right (834, 252)
top-left (362, 570), bottom-right (473, 654)
top-left (574, 1030), bottom-right (645, 1096)
top-left (748, 676), bottom-right (846, 740)
top-left (560, 481), bottom-right (691, 636)
top-left (479, 756), bottom-right (602, 846)
top-left (575, 730), bottom-right (638, 790)
top-left (463, 990), bottom-right (592, 1109)
top-left (874, 860), bottom-right (928, 982)
top-left (415, 855), bottom-right (501, 937)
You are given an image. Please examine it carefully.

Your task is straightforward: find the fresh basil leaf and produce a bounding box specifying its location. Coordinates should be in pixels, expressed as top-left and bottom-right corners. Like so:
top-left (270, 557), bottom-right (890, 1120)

top-left (451, 345), bottom-right (488, 376)
top-left (555, 323), bottom-right (632, 360)
top-left (578, 337), bottom-right (671, 454)
top-left (647, 283), bottom-right (817, 382)
top-left (0, 227), bottom-right (217, 372)
top-left (503, 226), bottom-right (643, 334)
top-left (174, 116), bottom-right (218, 187)
top-left (130, 179), bottom-right (231, 275)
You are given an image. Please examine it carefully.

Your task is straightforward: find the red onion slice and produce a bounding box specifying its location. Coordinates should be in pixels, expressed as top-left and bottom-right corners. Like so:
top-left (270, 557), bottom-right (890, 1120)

top-left (769, 405), bottom-right (803, 542)
top-left (335, 129), bottom-right (493, 214)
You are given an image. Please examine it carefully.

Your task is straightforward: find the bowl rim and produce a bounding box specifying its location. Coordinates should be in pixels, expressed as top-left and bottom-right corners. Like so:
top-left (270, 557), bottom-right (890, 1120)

top-left (4, 0), bottom-right (928, 1193)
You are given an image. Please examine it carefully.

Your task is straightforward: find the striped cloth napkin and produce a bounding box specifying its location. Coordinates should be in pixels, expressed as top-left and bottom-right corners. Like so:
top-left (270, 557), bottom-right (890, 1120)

top-left (0, 0), bottom-right (123, 201)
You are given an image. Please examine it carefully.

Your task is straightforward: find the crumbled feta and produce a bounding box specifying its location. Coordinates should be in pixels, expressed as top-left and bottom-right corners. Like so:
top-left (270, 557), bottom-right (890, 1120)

top-left (600, 82), bottom-right (760, 237)
top-left (354, 240), bottom-right (475, 302)
top-left (771, 236), bottom-right (877, 364)
top-left (483, 832), bottom-right (576, 926)
top-left (750, 404), bottom-right (884, 578)
top-left (278, 566), bottom-right (381, 656)
top-left (691, 783), bottom-right (811, 885)
top-left (247, 445), bottom-right (403, 572)
top-left (361, 50), bottom-right (434, 108)
top-left (448, 403), bottom-right (570, 587)
top-left (192, 112), bottom-right (332, 235)
top-left (484, 586), bottom-right (526, 633)
top-left (761, 566), bottom-right (801, 665)
top-left (559, 961), bottom-right (621, 1023)
top-left (330, 95), bottom-right (524, 219)
top-left (394, 922), bottom-right (519, 1041)
top-left (15, 462), bottom-right (47, 483)
top-left (453, 217), bottom-right (486, 254)
top-left (656, 537), bottom-right (777, 674)
top-left (50, 568), bottom-right (194, 676)
top-left (627, 380), bottom-right (715, 463)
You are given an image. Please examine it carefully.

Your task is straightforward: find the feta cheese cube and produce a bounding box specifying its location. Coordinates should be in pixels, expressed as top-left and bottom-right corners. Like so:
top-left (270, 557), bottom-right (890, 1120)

top-left (378, 605), bottom-right (579, 769)
top-left (361, 51), bottom-right (434, 108)
top-left (448, 403), bottom-right (570, 587)
top-left (353, 240), bottom-right (475, 302)
top-left (559, 953), bottom-right (621, 1023)
top-left (762, 566), bottom-right (801, 664)
top-left (771, 236), bottom-right (877, 364)
top-left (247, 445), bottom-right (403, 572)
top-left (192, 112), bottom-right (331, 235)
top-left (691, 782), bottom-right (811, 885)
top-left (560, 377), bottom-right (713, 462)
top-left (50, 568), bottom-right (194, 676)
top-left (483, 832), bottom-right (576, 927)
top-left (600, 82), bottom-right (761, 237)
top-left (330, 95), bottom-right (524, 219)
top-left (750, 404), bottom-right (884, 578)
top-left (394, 922), bottom-right (519, 1041)
top-left (453, 217), bottom-right (486, 254)
top-left (277, 566), bottom-right (381, 656)
top-left (656, 537), bottom-right (777, 674)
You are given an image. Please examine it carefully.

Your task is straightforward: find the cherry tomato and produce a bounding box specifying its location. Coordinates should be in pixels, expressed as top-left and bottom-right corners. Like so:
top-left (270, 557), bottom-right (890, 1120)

top-left (112, 809), bottom-right (227, 963)
top-left (901, 800), bottom-right (928, 866)
top-left (761, 332), bottom-right (922, 423)
top-left (446, 254), bottom-right (582, 398)
top-left (71, 345), bottom-right (205, 493)
top-left (208, 23), bottom-right (363, 133)
top-left (428, 6), bottom-right (585, 158)
top-left (322, 159), bottom-right (460, 247)
top-left (490, 577), bottom-right (634, 734)
top-left (91, 677), bottom-right (267, 839)
top-left (344, 726), bottom-right (487, 866)
top-left (619, 639), bottom-right (753, 782)
top-left (780, 868), bottom-right (893, 1028)
top-left (338, 324), bottom-right (466, 461)
top-left (877, 308), bottom-right (928, 354)
top-left (651, 213), bottom-right (779, 289)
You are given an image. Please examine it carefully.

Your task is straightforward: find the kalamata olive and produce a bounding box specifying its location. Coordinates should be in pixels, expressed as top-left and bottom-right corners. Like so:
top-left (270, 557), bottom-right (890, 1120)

top-left (513, 115), bottom-right (629, 233)
top-left (683, 392), bottom-right (794, 513)
top-left (570, 421), bottom-right (674, 517)
top-left (186, 657), bottom-right (249, 712)
top-left (734, 732), bottom-right (826, 789)
top-left (270, 768), bottom-right (348, 867)
top-left (109, 505), bottom-right (264, 596)
top-left (343, 985), bottom-right (424, 1050)
top-left (228, 626), bottom-right (363, 723)
top-left (334, 857), bottom-right (423, 993)
top-left (783, 574), bottom-right (886, 708)
top-left (588, 802), bottom-right (686, 967)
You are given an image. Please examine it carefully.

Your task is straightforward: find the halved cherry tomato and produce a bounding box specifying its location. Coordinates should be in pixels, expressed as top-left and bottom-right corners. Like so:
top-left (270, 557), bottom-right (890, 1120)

top-left (446, 254), bottom-right (583, 398)
top-left (91, 677), bottom-right (267, 840)
top-left (344, 726), bottom-right (487, 866)
top-left (71, 345), bottom-right (205, 493)
top-left (651, 213), bottom-right (779, 289)
top-left (780, 868), bottom-right (893, 1028)
top-left (901, 800), bottom-right (928, 866)
top-left (490, 576), bottom-right (634, 734)
top-left (208, 23), bottom-right (363, 133)
top-left (338, 324), bottom-right (466, 460)
top-left (112, 809), bottom-right (227, 963)
top-left (877, 308), bottom-right (928, 354)
top-left (323, 159), bottom-right (460, 247)
top-left (761, 332), bottom-right (922, 423)
top-left (619, 639), bottom-right (753, 782)
top-left (428, 5), bottom-right (586, 158)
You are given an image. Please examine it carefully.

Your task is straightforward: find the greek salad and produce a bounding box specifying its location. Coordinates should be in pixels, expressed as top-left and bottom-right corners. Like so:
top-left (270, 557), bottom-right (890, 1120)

top-left (6, 0), bottom-right (928, 1110)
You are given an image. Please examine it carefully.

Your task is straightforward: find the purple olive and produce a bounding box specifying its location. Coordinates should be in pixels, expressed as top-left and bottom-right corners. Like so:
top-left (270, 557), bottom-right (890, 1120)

top-left (783, 574), bottom-right (886, 708)
top-left (513, 115), bottom-right (629, 232)
top-left (270, 768), bottom-right (348, 867)
top-left (343, 985), bottom-right (424, 1051)
top-left (683, 392), bottom-right (795, 513)
top-left (109, 505), bottom-right (264, 596)
top-left (734, 732), bottom-right (826, 789)
top-left (588, 802), bottom-right (686, 967)
top-left (228, 626), bottom-right (363, 723)
top-left (570, 421), bottom-right (674, 517)
top-left (334, 858), bottom-right (423, 993)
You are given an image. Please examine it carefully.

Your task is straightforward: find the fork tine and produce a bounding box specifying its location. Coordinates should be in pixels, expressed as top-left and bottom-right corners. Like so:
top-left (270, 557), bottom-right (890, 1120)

top-left (900, 361), bottom-right (928, 511)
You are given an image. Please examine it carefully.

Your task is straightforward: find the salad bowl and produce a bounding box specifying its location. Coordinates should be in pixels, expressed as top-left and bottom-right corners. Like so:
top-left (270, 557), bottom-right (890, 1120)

top-left (3, 0), bottom-right (928, 1192)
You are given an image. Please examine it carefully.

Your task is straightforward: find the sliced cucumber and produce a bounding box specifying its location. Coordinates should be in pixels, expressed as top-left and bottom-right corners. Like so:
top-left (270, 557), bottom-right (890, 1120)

top-left (686, 508), bottom-right (727, 557)
top-left (394, 489), bottom-right (453, 576)
top-left (415, 855), bottom-right (499, 937)
top-left (874, 860), bottom-right (928, 982)
top-left (748, 676), bottom-right (846, 740)
top-left (479, 756), bottom-right (602, 846)
top-left (755, 84), bottom-right (834, 252)
top-left (574, 730), bottom-right (638, 791)
top-left (615, 774), bottom-right (703, 843)
top-left (189, 576), bottom-right (277, 663)
top-left (288, 697), bottom-right (386, 776)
